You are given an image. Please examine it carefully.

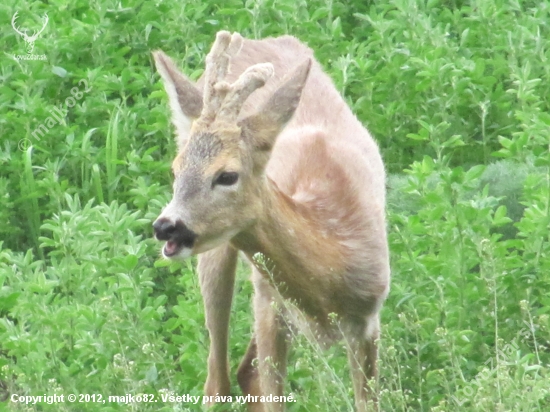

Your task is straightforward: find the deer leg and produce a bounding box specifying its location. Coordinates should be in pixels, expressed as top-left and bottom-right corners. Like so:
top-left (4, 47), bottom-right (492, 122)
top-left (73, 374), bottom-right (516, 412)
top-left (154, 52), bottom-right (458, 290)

top-left (250, 269), bottom-right (289, 412)
top-left (236, 269), bottom-right (290, 412)
top-left (198, 243), bottom-right (238, 403)
top-left (345, 315), bottom-right (380, 412)
top-left (237, 336), bottom-right (265, 412)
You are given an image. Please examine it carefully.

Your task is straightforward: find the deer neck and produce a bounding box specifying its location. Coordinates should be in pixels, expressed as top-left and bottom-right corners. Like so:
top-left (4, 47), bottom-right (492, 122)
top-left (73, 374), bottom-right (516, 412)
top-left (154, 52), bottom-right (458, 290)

top-left (231, 176), bottom-right (345, 320)
top-left (231, 176), bottom-right (342, 282)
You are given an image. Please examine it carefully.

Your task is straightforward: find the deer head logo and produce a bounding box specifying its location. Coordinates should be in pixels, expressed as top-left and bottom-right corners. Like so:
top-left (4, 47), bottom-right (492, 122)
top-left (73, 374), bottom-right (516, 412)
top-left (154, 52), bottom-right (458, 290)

top-left (11, 12), bottom-right (49, 54)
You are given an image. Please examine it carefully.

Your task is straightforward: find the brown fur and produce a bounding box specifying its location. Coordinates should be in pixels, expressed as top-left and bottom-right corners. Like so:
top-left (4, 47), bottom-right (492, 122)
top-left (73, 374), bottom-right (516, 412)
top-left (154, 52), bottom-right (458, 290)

top-left (153, 31), bottom-right (390, 412)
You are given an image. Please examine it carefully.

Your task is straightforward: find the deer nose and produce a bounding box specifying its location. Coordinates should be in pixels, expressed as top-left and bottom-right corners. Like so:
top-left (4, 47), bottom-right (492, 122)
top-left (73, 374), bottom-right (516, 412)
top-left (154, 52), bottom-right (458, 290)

top-left (153, 218), bottom-right (198, 250)
top-left (153, 218), bottom-right (177, 240)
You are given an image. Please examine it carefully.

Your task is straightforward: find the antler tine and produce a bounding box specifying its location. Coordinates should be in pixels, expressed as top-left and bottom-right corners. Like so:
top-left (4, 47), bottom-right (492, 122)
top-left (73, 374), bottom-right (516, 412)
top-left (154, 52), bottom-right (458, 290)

top-left (11, 12), bottom-right (25, 36)
top-left (217, 63), bottom-right (274, 123)
top-left (201, 31), bottom-right (243, 123)
top-left (227, 32), bottom-right (243, 57)
top-left (36, 13), bottom-right (49, 36)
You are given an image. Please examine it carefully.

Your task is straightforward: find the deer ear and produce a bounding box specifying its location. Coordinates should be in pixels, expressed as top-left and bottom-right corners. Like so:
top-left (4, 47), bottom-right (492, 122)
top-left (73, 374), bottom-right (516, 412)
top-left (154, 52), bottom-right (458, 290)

top-left (153, 50), bottom-right (203, 147)
top-left (240, 59), bottom-right (311, 155)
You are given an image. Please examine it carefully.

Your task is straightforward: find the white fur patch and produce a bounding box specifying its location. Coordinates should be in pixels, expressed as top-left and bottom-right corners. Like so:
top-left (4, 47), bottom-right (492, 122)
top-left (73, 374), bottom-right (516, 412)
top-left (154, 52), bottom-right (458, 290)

top-left (155, 59), bottom-right (193, 141)
top-left (163, 245), bottom-right (193, 260)
top-left (194, 228), bottom-right (241, 254)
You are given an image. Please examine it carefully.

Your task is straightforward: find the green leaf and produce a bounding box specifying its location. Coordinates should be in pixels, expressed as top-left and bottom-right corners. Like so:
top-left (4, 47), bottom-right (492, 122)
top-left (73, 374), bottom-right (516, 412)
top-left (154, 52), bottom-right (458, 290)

top-left (52, 66), bottom-right (68, 78)
top-left (464, 165), bottom-right (485, 182)
top-left (493, 205), bottom-right (512, 227)
top-left (0, 292), bottom-right (21, 313)
top-left (124, 254), bottom-right (138, 270)
top-left (145, 364), bottom-right (158, 383)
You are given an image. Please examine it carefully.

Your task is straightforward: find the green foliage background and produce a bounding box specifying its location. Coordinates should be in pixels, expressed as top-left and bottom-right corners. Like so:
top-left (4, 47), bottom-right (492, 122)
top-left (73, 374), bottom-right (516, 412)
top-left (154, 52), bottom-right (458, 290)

top-left (1, 0), bottom-right (549, 410)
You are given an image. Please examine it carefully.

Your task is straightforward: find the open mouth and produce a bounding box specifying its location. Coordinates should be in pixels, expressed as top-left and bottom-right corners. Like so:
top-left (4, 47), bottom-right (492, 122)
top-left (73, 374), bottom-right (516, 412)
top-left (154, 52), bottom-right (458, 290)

top-left (153, 218), bottom-right (199, 259)
top-left (163, 239), bottom-right (184, 257)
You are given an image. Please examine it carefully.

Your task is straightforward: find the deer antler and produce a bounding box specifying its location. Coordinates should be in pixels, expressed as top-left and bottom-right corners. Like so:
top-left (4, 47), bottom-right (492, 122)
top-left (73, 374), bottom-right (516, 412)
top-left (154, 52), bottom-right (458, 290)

top-left (217, 63), bottom-right (274, 123)
top-left (199, 31), bottom-right (274, 126)
top-left (11, 12), bottom-right (26, 37)
top-left (30, 13), bottom-right (49, 41)
top-left (11, 12), bottom-right (48, 41)
top-left (200, 31), bottom-right (243, 124)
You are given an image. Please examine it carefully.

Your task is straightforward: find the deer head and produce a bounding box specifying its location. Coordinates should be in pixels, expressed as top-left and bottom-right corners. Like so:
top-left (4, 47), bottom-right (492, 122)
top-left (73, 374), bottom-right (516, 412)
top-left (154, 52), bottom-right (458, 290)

top-left (152, 31), bottom-right (311, 259)
top-left (11, 12), bottom-right (49, 54)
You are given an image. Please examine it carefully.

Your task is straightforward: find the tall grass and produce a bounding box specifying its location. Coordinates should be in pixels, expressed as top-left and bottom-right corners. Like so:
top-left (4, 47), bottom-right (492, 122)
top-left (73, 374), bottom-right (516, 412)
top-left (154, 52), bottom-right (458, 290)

top-left (1, 0), bottom-right (549, 410)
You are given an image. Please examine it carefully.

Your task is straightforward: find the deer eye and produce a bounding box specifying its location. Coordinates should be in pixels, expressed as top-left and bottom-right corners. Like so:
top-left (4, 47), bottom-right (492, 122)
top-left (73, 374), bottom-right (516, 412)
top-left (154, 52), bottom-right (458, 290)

top-left (214, 172), bottom-right (239, 186)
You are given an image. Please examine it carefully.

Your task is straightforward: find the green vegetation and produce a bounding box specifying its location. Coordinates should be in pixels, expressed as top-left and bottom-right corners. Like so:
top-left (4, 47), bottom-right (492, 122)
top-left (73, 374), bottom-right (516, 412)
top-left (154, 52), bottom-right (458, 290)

top-left (1, 0), bottom-right (549, 410)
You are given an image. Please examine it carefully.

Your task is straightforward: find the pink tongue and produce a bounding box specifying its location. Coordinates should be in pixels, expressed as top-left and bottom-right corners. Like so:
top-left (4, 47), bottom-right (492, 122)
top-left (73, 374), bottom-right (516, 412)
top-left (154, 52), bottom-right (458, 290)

top-left (165, 241), bottom-right (178, 255)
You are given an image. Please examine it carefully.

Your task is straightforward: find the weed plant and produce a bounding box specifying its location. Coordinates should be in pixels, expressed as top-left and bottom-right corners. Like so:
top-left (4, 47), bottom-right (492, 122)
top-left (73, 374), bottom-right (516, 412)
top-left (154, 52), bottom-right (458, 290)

top-left (1, 0), bottom-right (549, 411)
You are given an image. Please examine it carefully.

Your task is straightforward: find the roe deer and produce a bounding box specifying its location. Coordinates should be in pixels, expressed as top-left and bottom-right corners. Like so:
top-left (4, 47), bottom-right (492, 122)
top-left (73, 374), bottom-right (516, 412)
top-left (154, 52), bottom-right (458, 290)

top-left (152, 31), bottom-right (390, 412)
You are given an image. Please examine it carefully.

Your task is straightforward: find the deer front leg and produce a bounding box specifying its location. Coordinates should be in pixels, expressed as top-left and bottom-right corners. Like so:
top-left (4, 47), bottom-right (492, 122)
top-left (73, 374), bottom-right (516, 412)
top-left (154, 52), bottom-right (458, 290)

top-left (237, 336), bottom-right (264, 412)
top-left (198, 243), bottom-right (238, 403)
top-left (345, 315), bottom-right (380, 412)
top-left (246, 269), bottom-right (289, 412)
